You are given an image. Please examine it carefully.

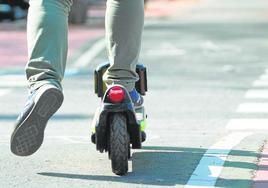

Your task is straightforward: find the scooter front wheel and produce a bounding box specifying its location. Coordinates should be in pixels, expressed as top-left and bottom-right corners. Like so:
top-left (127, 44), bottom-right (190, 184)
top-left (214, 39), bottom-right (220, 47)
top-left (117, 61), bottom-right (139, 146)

top-left (109, 113), bottom-right (129, 175)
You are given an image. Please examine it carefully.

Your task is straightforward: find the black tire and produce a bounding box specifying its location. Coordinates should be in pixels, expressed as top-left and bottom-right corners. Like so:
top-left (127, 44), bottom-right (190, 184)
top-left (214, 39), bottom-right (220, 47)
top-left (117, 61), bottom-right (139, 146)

top-left (109, 113), bottom-right (129, 175)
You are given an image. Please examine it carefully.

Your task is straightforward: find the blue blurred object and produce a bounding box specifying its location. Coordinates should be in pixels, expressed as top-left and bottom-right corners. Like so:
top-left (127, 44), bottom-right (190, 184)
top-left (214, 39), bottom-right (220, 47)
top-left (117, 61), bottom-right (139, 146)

top-left (0, 0), bottom-right (28, 21)
top-left (129, 88), bottom-right (144, 107)
top-left (0, 2), bottom-right (14, 21)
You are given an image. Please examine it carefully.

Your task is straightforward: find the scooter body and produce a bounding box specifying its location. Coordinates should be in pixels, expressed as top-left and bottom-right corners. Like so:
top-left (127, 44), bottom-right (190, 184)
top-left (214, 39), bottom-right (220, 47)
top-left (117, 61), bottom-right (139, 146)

top-left (91, 85), bottom-right (143, 151)
top-left (91, 62), bottom-right (147, 175)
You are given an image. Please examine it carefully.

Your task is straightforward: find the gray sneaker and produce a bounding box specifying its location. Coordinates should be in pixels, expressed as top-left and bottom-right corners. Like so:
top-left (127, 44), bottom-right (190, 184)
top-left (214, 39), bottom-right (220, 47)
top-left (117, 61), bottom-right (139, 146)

top-left (10, 85), bottom-right (63, 156)
top-left (129, 88), bottom-right (144, 108)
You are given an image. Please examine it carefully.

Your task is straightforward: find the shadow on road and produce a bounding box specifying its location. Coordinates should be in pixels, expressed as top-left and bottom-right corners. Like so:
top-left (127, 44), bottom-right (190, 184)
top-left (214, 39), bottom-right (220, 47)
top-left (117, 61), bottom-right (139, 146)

top-left (38, 146), bottom-right (263, 186)
top-left (0, 114), bottom-right (93, 121)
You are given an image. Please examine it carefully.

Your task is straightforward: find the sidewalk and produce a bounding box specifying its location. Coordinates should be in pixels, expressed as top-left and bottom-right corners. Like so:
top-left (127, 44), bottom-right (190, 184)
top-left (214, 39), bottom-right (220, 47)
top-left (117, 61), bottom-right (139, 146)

top-left (0, 0), bottom-right (197, 69)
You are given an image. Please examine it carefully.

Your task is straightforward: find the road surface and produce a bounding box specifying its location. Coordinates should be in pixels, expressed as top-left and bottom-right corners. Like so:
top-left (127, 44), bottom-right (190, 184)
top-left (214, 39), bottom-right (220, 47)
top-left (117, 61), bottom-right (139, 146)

top-left (1, 0), bottom-right (268, 187)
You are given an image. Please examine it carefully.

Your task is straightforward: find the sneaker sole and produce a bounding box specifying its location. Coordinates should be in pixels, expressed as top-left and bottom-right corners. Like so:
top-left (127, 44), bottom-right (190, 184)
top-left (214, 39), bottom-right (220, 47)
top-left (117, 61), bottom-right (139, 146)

top-left (10, 87), bottom-right (63, 156)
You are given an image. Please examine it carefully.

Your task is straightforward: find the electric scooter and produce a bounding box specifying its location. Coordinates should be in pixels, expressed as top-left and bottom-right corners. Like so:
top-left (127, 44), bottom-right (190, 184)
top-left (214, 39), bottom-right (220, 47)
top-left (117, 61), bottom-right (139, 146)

top-left (91, 62), bottom-right (147, 175)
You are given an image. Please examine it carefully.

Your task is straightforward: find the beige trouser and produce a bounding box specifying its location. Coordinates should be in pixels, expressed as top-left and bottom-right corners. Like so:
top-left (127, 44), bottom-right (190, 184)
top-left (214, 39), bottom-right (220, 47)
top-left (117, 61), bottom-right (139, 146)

top-left (26, 0), bottom-right (144, 91)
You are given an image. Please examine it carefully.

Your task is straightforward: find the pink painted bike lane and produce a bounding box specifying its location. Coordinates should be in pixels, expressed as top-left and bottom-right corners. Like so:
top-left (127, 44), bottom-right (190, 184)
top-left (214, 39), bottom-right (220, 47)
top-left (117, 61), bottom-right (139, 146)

top-left (0, 0), bottom-right (197, 69)
top-left (145, 0), bottom-right (198, 18)
top-left (0, 25), bottom-right (104, 69)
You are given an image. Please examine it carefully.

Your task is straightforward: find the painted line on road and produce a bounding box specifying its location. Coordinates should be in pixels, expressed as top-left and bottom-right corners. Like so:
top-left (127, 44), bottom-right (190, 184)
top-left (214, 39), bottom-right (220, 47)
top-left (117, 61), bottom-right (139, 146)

top-left (49, 136), bottom-right (91, 144)
top-left (245, 90), bottom-right (268, 99)
top-left (0, 135), bottom-right (10, 144)
top-left (185, 132), bottom-right (252, 187)
top-left (0, 75), bottom-right (27, 87)
top-left (0, 89), bottom-right (11, 97)
top-left (71, 21), bottom-right (165, 69)
top-left (53, 136), bottom-right (89, 144)
top-left (237, 103), bottom-right (268, 113)
top-left (259, 75), bottom-right (268, 80)
top-left (252, 80), bottom-right (268, 87)
top-left (185, 63), bottom-right (268, 186)
top-left (0, 69), bottom-right (83, 88)
top-left (73, 38), bottom-right (106, 68)
top-left (264, 68), bottom-right (268, 74)
top-left (226, 119), bottom-right (268, 130)
top-left (145, 43), bottom-right (186, 57)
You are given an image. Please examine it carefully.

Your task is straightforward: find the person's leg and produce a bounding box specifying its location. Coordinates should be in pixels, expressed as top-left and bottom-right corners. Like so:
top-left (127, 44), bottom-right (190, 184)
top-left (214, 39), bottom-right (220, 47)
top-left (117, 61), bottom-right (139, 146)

top-left (10, 0), bottom-right (72, 157)
top-left (26, 0), bottom-right (72, 91)
top-left (104, 0), bottom-right (144, 92)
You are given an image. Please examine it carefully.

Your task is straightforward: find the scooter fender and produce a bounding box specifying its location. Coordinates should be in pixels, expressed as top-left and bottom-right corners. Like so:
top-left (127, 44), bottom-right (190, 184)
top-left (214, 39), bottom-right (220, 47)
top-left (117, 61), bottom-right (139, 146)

top-left (95, 86), bottom-right (142, 152)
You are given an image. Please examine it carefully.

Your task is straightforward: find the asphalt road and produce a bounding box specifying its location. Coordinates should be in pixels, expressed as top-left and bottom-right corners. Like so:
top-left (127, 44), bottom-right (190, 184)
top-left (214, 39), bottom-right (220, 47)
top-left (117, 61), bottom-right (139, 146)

top-left (1, 0), bottom-right (268, 187)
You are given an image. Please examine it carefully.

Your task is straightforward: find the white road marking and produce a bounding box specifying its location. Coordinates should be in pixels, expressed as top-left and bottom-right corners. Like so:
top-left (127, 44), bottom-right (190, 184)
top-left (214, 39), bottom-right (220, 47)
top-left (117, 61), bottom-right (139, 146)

top-left (147, 133), bottom-right (160, 140)
top-left (49, 136), bottom-right (90, 144)
top-left (183, 185), bottom-right (214, 188)
top-left (201, 41), bottom-right (220, 51)
top-left (237, 103), bottom-right (268, 113)
top-left (185, 132), bottom-right (252, 187)
top-left (55, 136), bottom-right (83, 143)
top-left (0, 75), bottom-right (27, 87)
top-left (259, 75), bottom-right (268, 80)
top-left (0, 89), bottom-right (10, 97)
top-left (245, 89), bottom-right (268, 99)
top-left (0, 137), bottom-right (9, 143)
top-left (201, 41), bottom-right (241, 53)
top-left (208, 166), bottom-right (224, 178)
top-left (252, 80), bottom-right (268, 87)
top-left (226, 119), bottom-right (268, 130)
top-left (73, 38), bottom-right (106, 68)
top-left (73, 21), bottom-right (184, 68)
top-left (265, 68), bottom-right (268, 74)
top-left (145, 43), bottom-right (186, 57)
